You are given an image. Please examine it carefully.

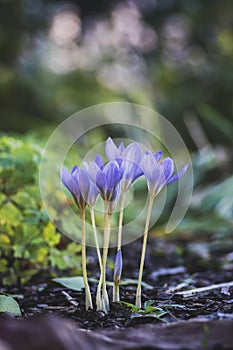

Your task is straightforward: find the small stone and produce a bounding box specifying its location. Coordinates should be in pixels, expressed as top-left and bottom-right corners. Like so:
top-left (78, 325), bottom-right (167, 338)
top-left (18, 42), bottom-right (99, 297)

top-left (0, 312), bottom-right (15, 319)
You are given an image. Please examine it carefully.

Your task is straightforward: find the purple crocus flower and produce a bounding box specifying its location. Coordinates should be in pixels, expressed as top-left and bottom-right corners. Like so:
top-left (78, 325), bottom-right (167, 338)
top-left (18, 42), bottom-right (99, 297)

top-left (88, 150), bottom-right (123, 203)
top-left (89, 153), bottom-right (123, 207)
top-left (105, 137), bottom-right (143, 190)
top-left (61, 166), bottom-right (86, 209)
top-left (95, 161), bottom-right (123, 202)
top-left (120, 142), bottom-right (144, 190)
top-left (141, 151), bottom-right (188, 198)
top-left (114, 249), bottom-right (123, 284)
top-left (78, 162), bottom-right (99, 207)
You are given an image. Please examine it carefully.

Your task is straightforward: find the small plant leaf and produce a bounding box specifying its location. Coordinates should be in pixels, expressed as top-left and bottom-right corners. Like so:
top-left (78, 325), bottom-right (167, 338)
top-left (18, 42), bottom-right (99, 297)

top-left (145, 308), bottom-right (167, 316)
top-left (0, 295), bottom-right (21, 316)
top-left (120, 301), bottom-right (140, 313)
top-left (144, 299), bottom-right (156, 309)
top-left (52, 276), bottom-right (84, 291)
top-left (144, 300), bottom-right (166, 315)
top-left (132, 312), bottom-right (168, 322)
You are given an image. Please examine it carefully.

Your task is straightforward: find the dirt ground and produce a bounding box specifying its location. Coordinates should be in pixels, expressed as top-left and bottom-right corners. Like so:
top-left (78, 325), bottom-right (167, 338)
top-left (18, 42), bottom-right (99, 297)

top-left (1, 234), bottom-right (233, 349)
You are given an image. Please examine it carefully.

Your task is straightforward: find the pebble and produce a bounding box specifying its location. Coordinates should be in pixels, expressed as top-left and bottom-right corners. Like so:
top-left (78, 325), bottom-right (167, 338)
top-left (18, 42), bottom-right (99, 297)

top-left (0, 312), bottom-right (15, 319)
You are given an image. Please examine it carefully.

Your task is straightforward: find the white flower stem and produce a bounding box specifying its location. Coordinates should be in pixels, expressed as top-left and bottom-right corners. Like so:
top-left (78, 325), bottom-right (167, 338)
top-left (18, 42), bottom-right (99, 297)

top-left (117, 191), bottom-right (126, 251)
top-left (113, 281), bottom-right (120, 303)
top-left (90, 206), bottom-right (103, 310)
top-left (90, 206), bottom-right (102, 270)
top-left (96, 276), bottom-right (103, 311)
top-left (80, 208), bottom-right (93, 310)
top-left (101, 202), bottom-right (111, 312)
top-left (135, 196), bottom-right (154, 309)
top-left (113, 191), bottom-right (126, 302)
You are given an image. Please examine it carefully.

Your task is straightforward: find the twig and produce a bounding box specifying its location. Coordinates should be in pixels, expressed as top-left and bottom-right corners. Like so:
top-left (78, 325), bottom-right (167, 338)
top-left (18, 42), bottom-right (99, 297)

top-left (175, 281), bottom-right (233, 298)
top-left (62, 291), bottom-right (79, 307)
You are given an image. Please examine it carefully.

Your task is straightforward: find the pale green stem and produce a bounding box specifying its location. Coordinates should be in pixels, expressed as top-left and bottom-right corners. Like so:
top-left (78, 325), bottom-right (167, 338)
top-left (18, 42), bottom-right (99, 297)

top-left (113, 281), bottom-right (120, 303)
top-left (90, 206), bottom-right (103, 310)
top-left (81, 208), bottom-right (93, 310)
top-left (117, 191), bottom-right (126, 251)
top-left (90, 206), bottom-right (102, 270)
top-left (113, 191), bottom-right (126, 302)
top-left (96, 278), bottom-right (103, 311)
top-left (101, 202), bottom-right (111, 312)
top-left (135, 196), bottom-right (154, 309)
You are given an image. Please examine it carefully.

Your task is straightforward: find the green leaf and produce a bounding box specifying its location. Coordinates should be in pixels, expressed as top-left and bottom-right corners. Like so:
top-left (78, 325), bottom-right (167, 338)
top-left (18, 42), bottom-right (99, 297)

top-left (52, 276), bottom-right (84, 291)
top-left (144, 305), bottom-right (166, 315)
top-left (24, 185), bottom-right (42, 203)
top-left (121, 299), bottom-right (167, 320)
top-left (0, 295), bottom-right (21, 316)
top-left (143, 300), bottom-right (166, 315)
top-left (11, 191), bottom-right (37, 210)
top-left (144, 299), bottom-right (156, 308)
top-left (132, 311), bottom-right (168, 322)
top-left (120, 301), bottom-right (140, 313)
top-left (42, 222), bottom-right (60, 247)
top-left (50, 246), bottom-right (81, 270)
top-left (0, 193), bottom-right (6, 206)
top-left (0, 258), bottom-right (8, 272)
top-left (0, 202), bottom-right (22, 226)
top-left (66, 242), bottom-right (82, 254)
top-left (13, 243), bottom-right (25, 258)
top-left (0, 233), bottom-right (11, 246)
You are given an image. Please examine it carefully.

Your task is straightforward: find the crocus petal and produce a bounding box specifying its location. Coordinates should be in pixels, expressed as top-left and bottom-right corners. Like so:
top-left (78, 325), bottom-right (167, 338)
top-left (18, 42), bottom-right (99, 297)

top-left (96, 161), bottom-right (123, 202)
top-left (71, 168), bottom-right (86, 208)
top-left (160, 158), bottom-right (174, 181)
top-left (123, 159), bottom-right (143, 179)
top-left (61, 166), bottom-right (86, 209)
top-left (61, 167), bottom-right (78, 198)
top-left (72, 165), bottom-right (79, 174)
top-left (94, 154), bottom-right (104, 169)
top-left (79, 165), bottom-right (99, 207)
top-left (108, 183), bottom-right (121, 213)
top-left (141, 152), bottom-right (160, 188)
top-left (78, 167), bottom-right (90, 200)
top-left (89, 161), bottom-right (100, 183)
top-left (130, 163), bottom-right (144, 183)
top-left (104, 161), bottom-right (122, 199)
top-left (105, 137), bottom-right (120, 161)
top-left (121, 142), bottom-right (143, 188)
top-left (118, 142), bottom-right (125, 153)
top-left (141, 152), bottom-right (169, 197)
top-left (166, 163), bottom-right (189, 184)
top-left (124, 142), bottom-right (143, 164)
top-left (96, 171), bottom-right (108, 199)
top-left (154, 151), bottom-right (162, 161)
top-left (121, 160), bottom-right (143, 190)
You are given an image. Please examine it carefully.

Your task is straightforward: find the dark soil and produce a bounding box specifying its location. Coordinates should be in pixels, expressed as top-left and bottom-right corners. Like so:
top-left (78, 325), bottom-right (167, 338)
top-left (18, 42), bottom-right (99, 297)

top-left (1, 234), bottom-right (233, 330)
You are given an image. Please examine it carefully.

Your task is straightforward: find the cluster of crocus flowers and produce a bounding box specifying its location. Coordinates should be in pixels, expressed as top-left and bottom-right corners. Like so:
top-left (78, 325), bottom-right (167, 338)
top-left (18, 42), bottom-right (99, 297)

top-left (61, 137), bottom-right (188, 311)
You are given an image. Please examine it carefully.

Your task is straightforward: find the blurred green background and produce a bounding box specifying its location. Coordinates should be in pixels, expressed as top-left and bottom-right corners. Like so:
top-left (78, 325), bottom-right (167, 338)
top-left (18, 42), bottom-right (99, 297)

top-left (0, 0), bottom-right (232, 141)
top-left (0, 0), bottom-right (232, 285)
